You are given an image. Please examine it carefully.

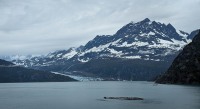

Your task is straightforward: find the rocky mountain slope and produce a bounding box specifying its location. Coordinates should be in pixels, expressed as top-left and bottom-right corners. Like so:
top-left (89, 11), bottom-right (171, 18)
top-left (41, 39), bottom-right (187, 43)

top-left (10, 18), bottom-right (196, 80)
top-left (78, 18), bottom-right (190, 62)
top-left (156, 30), bottom-right (200, 84)
top-left (0, 59), bottom-right (76, 83)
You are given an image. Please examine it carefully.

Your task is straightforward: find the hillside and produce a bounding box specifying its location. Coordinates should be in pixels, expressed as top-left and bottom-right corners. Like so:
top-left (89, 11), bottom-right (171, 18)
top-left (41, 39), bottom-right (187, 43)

top-left (0, 59), bottom-right (76, 83)
top-left (156, 30), bottom-right (200, 84)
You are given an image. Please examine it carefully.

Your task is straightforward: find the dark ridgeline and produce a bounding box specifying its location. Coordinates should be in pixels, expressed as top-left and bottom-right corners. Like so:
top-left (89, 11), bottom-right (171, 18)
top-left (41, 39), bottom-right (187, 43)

top-left (156, 30), bottom-right (200, 84)
top-left (0, 59), bottom-right (14, 66)
top-left (0, 59), bottom-right (76, 83)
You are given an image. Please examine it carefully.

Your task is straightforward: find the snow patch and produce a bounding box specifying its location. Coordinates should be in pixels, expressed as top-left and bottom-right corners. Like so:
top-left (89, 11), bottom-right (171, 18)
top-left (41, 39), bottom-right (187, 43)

top-left (138, 50), bottom-right (152, 54)
top-left (118, 41), bottom-right (149, 47)
top-left (140, 31), bottom-right (155, 37)
top-left (125, 35), bottom-right (129, 38)
top-left (148, 21), bottom-right (153, 25)
top-left (148, 31), bottom-right (155, 35)
top-left (108, 48), bottom-right (122, 54)
top-left (148, 38), bottom-right (187, 50)
top-left (56, 53), bottom-right (63, 57)
top-left (176, 30), bottom-right (188, 38)
top-left (123, 55), bottom-right (141, 59)
top-left (111, 39), bottom-right (121, 46)
top-left (79, 43), bottom-right (111, 56)
top-left (63, 50), bottom-right (77, 59)
top-left (78, 58), bottom-right (89, 62)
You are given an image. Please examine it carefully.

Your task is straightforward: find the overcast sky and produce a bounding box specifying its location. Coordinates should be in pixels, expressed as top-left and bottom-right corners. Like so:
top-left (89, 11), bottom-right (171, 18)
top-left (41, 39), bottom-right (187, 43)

top-left (0, 0), bottom-right (200, 56)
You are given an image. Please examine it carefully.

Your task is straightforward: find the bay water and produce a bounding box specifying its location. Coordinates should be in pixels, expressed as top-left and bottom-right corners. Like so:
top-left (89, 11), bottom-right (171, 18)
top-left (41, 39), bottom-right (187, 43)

top-left (0, 81), bottom-right (199, 109)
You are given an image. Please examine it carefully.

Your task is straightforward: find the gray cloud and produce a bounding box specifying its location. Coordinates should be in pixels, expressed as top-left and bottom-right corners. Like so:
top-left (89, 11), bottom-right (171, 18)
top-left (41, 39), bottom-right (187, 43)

top-left (0, 0), bottom-right (200, 56)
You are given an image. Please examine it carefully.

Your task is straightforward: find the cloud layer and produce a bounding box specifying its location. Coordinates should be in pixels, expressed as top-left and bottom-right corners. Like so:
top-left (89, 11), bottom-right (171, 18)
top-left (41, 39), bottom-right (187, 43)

top-left (0, 0), bottom-right (200, 55)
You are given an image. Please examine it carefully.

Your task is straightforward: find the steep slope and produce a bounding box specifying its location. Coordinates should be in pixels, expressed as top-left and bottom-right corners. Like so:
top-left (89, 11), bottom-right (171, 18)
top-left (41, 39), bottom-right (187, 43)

top-left (68, 58), bottom-right (171, 81)
top-left (0, 59), bottom-right (76, 83)
top-left (11, 18), bottom-right (194, 80)
top-left (156, 30), bottom-right (200, 84)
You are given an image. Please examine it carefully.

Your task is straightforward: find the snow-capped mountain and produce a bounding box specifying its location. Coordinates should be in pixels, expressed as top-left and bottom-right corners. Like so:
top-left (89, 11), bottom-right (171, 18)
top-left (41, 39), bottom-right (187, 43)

top-left (0, 55), bottom-right (41, 61)
top-left (77, 18), bottom-right (191, 62)
top-left (13, 18), bottom-right (192, 67)
top-left (12, 47), bottom-right (81, 67)
top-left (11, 18), bottom-right (196, 80)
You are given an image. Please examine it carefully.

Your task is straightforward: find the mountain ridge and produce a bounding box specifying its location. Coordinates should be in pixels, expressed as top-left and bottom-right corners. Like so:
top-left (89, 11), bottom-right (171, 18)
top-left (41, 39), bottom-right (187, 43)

top-left (2, 18), bottom-right (197, 80)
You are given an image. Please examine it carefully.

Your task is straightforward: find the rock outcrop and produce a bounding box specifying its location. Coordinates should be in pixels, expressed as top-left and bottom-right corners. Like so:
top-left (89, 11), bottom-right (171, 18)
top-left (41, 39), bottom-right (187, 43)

top-left (156, 30), bottom-right (200, 84)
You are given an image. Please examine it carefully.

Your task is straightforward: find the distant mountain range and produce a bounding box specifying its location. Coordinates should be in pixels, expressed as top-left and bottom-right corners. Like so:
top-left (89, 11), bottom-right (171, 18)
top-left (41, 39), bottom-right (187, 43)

top-left (0, 55), bottom-right (43, 61)
top-left (2, 18), bottom-right (198, 81)
top-left (0, 59), bottom-right (76, 83)
top-left (156, 30), bottom-right (200, 84)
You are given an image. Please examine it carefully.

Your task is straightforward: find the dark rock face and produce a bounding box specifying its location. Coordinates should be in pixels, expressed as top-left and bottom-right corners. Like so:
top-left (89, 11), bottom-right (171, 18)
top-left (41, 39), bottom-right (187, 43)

top-left (156, 30), bottom-right (200, 84)
top-left (0, 59), bottom-right (76, 83)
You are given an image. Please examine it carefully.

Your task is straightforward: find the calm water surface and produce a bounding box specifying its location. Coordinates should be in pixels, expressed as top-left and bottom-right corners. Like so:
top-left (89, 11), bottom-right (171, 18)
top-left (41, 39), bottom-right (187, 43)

top-left (0, 81), bottom-right (199, 109)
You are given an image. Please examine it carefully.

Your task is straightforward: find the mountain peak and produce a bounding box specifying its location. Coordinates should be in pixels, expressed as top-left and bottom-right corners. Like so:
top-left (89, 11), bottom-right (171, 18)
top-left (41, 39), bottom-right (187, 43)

top-left (167, 23), bottom-right (173, 28)
top-left (141, 18), bottom-right (151, 22)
